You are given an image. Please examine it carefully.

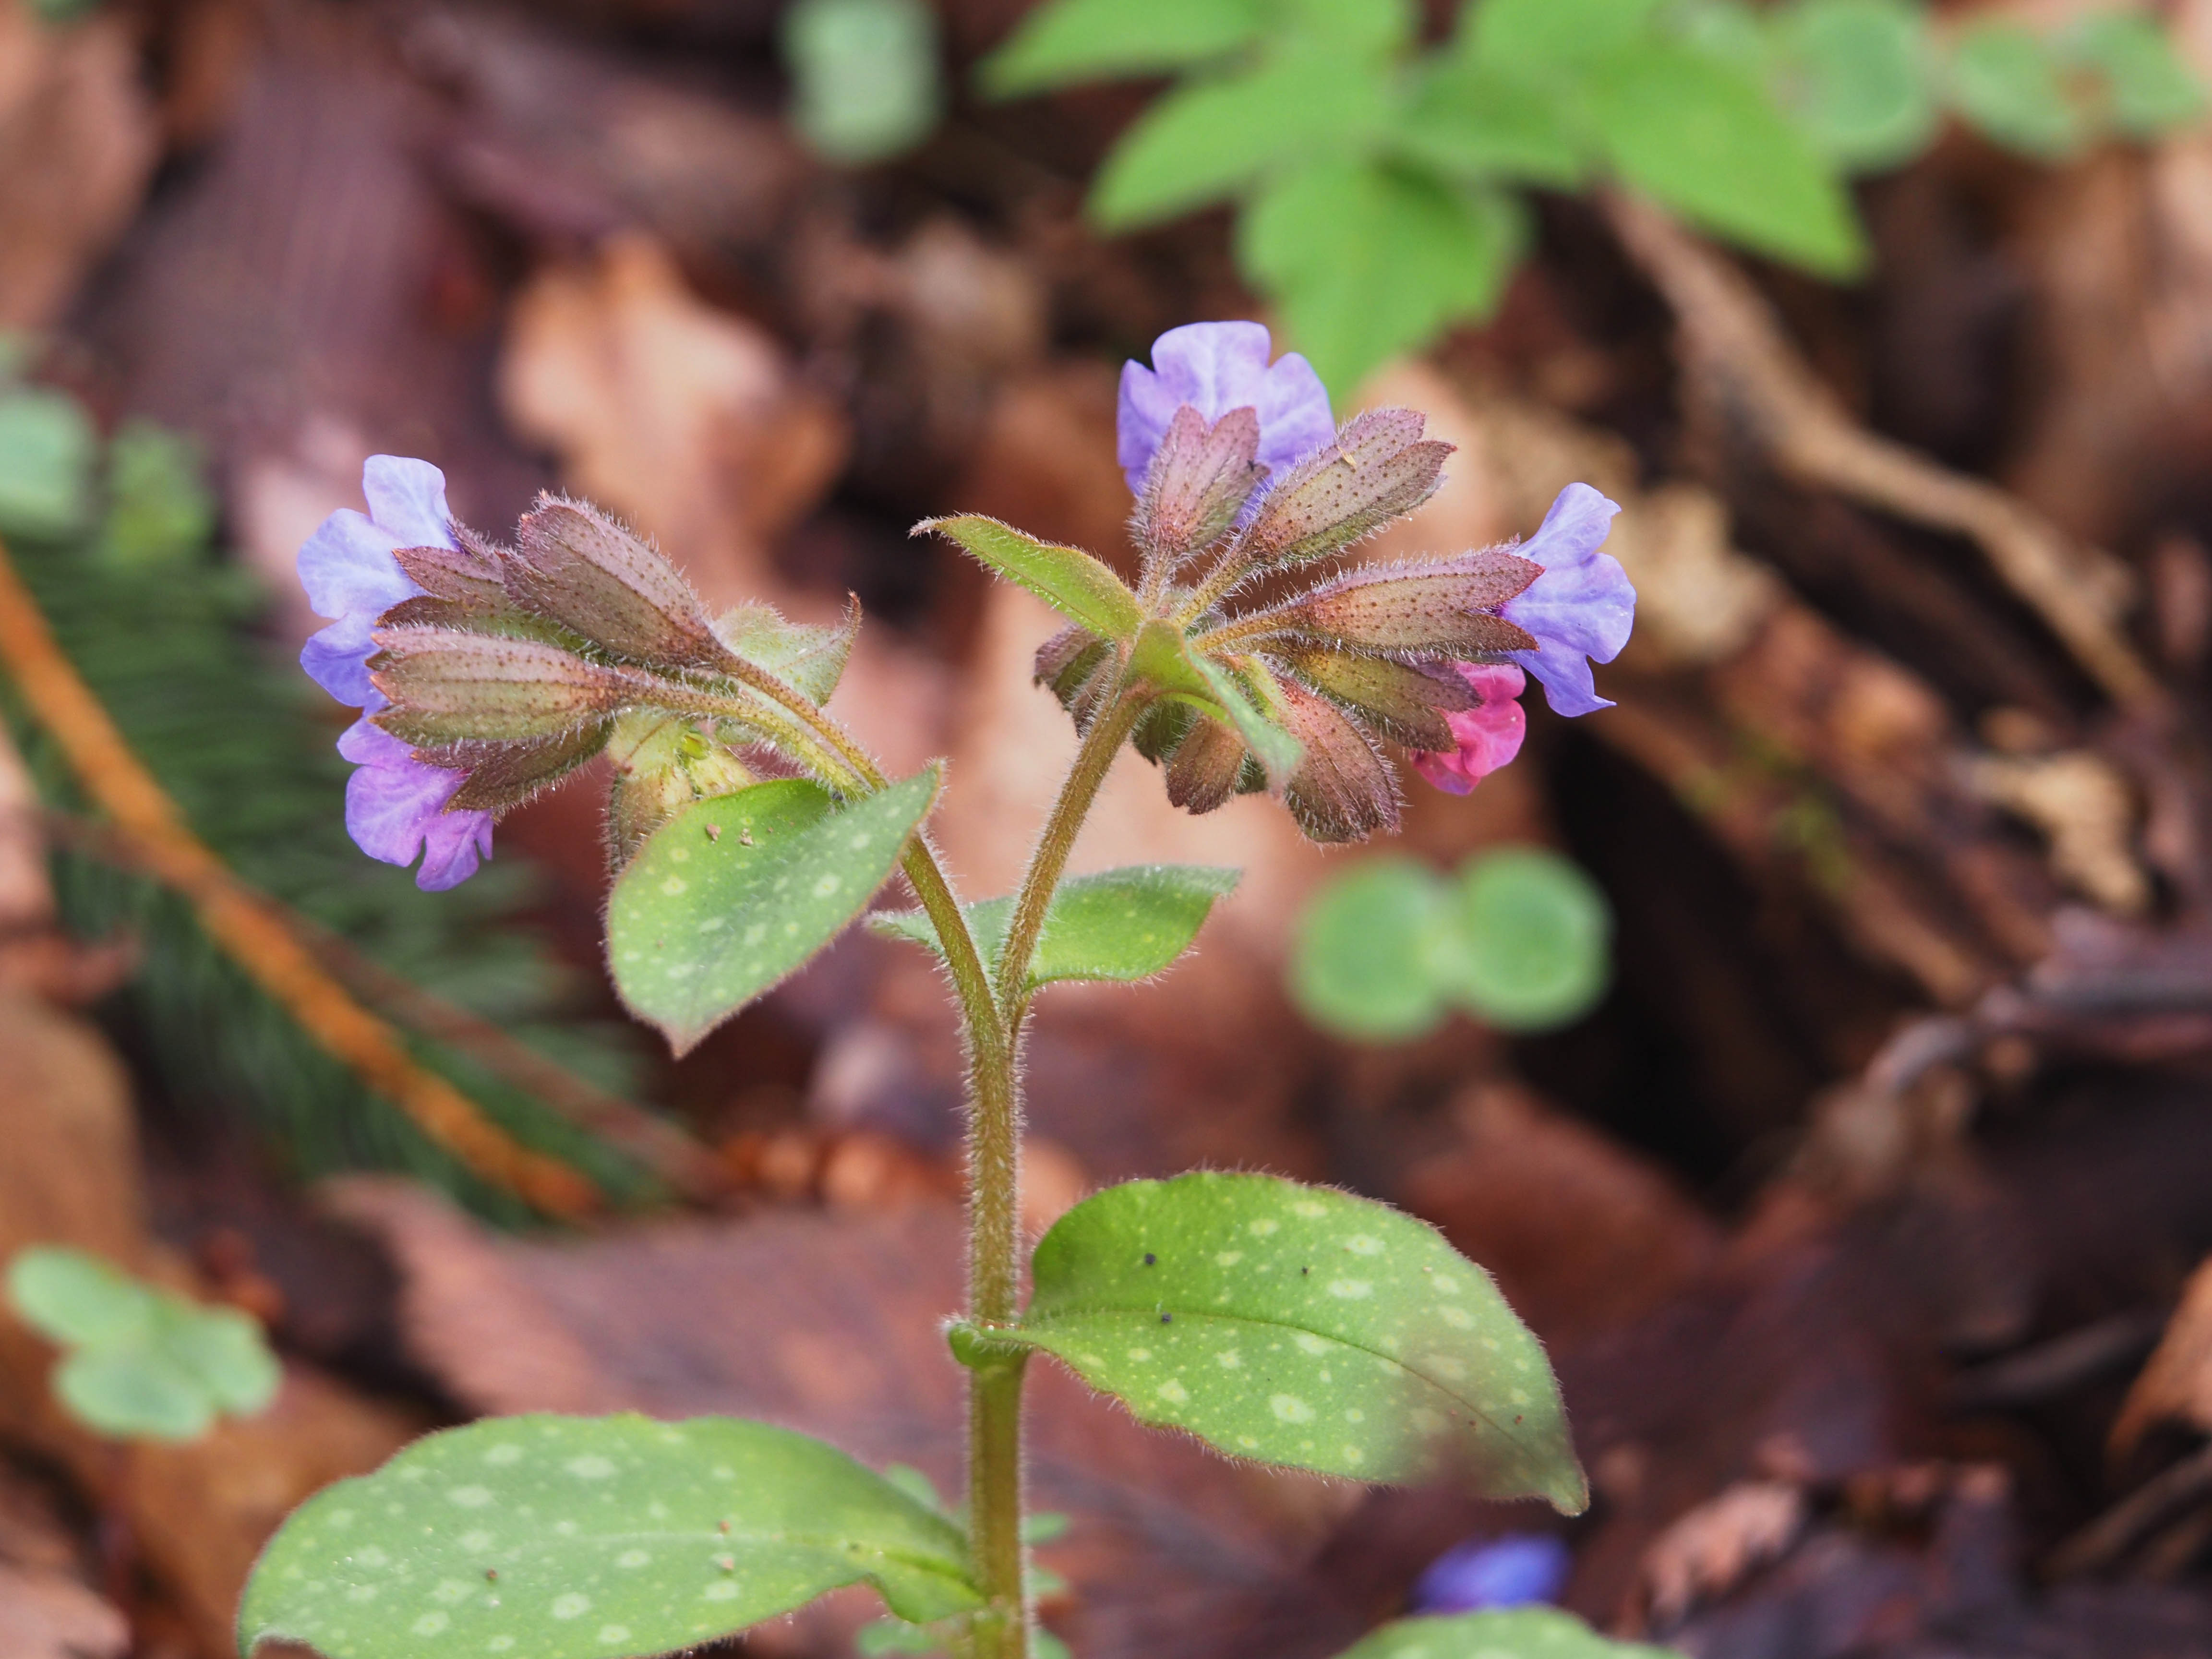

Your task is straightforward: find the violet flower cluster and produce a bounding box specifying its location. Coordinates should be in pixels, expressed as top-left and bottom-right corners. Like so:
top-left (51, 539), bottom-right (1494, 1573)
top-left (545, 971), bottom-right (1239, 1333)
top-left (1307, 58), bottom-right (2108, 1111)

top-left (1094, 321), bottom-right (1635, 825)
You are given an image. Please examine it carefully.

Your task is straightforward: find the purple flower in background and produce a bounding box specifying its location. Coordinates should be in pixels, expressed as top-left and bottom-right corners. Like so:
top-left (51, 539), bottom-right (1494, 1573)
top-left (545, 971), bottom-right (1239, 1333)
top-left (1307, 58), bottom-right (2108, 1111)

top-left (1412, 1533), bottom-right (1572, 1615)
top-left (1117, 321), bottom-right (1336, 496)
top-left (297, 456), bottom-right (493, 891)
top-left (1500, 483), bottom-right (1636, 718)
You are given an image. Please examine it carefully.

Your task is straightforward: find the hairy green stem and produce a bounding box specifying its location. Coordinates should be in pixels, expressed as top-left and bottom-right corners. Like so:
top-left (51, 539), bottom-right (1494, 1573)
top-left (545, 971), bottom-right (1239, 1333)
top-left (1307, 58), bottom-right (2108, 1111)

top-left (993, 692), bottom-right (1151, 1012)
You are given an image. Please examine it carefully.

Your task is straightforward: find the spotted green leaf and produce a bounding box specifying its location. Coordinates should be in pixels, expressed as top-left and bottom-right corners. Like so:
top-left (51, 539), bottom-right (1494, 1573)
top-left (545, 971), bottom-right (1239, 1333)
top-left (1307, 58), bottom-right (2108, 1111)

top-left (917, 515), bottom-right (1142, 642)
top-left (1332, 1609), bottom-right (1677, 1659)
top-left (7, 1246), bottom-right (279, 1442)
top-left (237, 1414), bottom-right (980, 1659)
top-left (1011, 1173), bottom-right (1586, 1509)
top-left (869, 864), bottom-right (1239, 988)
top-left (607, 770), bottom-right (940, 1057)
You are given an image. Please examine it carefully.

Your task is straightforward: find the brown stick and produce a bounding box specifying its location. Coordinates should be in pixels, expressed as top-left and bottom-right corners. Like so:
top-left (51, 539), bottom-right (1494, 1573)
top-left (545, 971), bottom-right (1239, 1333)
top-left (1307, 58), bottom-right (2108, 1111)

top-left (1601, 191), bottom-right (2160, 709)
top-left (0, 532), bottom-right (600, 1219)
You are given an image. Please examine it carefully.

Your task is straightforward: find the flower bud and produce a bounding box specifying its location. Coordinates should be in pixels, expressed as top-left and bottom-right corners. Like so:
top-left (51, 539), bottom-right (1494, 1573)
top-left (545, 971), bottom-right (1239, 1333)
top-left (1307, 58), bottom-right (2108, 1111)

top-left (393, 528), bottom-right (516, 612)
top-left (434, 722), bottom-right (616, 813)
top-left (509, 498), bottom-right (731, 671)
top-left (604, 712), bottom-right (755, 869)
top-left (1277, 550), bottom-right (1541, 658)
top-left (1034, 623), bottom-right (1114, 729)
top-left (1238, 409), bottom-right (1452, 568)
top-left (1274, 646), bottom-right (1476, 751)
top-left (1164, 713), bottom-right (1252, 816)
top-left (368, 628), bottom-right (645, 745)
top-left (1274, 677), bottom-right (1400, 844)
top-left (1133, 405), bottom-right (1268, 563)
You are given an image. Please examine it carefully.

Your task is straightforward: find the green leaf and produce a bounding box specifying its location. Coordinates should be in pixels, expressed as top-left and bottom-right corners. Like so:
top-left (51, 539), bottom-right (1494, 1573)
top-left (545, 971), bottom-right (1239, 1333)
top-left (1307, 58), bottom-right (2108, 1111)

top-left (1331, 1608), bottom-right (1676, 1659)
top-left (978, 0), bottom-right (1267, 95)
top-left (1013, 1173), bottom-right (1586, 1507)
top-left (0, 386), bottom-right (96, 540)
top-left (1466, 0), bottom-right (1664, 73)
top-left (1239, 157), bottom-right (1525, 395)
top-left (2070, 12), bottom-right (2206, 139)
top-left (1772, 0), bottom-right (1937, 172)
top-left (1440, 848), bottom-right (1611, 1031)
top-left (1583, 43), bottom-right (1866, 275)
top-left (1392, 59), bottom-right (1589, 186)
top-left (607, 771), bottom-right (940, 1056)
top-left (714, 600), bottom-right (856, 707)
top-left (917, 515), bottom-right (1142, 642)
top-left (1946, 20), bottom-right (2086, 159)
top-left (8, 1247), bottom-right (279, 1442)
top-left (8, 1246), bottom-right (155, 1347)
top-left (1288, 857), bottom-right (1454, 1040)
top-left (1090, 49), bottom-right (1391, 228)
top-left (782, 0), bottom-right (942, 164)
top-left (238, 1414), bottom-right (981, 1659)
top-left (100, 420), bottom-right (216, 567)
top-left (870, 864), bottom-right (1239, 987)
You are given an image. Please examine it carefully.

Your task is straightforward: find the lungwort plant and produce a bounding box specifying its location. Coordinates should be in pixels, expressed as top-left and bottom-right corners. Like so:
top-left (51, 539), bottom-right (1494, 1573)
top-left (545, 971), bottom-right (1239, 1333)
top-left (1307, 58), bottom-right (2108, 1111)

top-left (238, 322), bottom-right (1640, 1659)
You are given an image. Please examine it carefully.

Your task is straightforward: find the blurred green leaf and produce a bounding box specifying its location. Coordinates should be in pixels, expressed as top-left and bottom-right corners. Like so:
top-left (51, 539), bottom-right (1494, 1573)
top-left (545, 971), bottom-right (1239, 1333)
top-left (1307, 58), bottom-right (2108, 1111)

top-left (783, 0), bottom-right (942, 164)
top-left (1947, 20), bottom-right (2086, 159)
top-left (1440, 847), bottom-right (1611, 1031)
top-left (871, 865), bottom-right (1239, 989)
top-left (714, 601), bottom-right (855, 706)
top-left (608, 772), bottom-right (940, 1056)
top-left (1392, 59), bottom-right (1588, 186)
top-left (240, 1415), bottom-right (981, 1658)
top-left (1332, 1608), bottom-right (1676, 1658)
top-left (2070, 11), bottom-right (2205, 138)
top-left (1287, 856), bottom-right (1453, 1040)
top-left (100, 420), bottom-right (216, 568)
top-left (980, 0), bottom-right (1268, 96)
top-left (1584, 42), bottom-right (1867, 274)
top-left (7, 1246), bottom-right (279, 1442)
top-left (1012, 1172), bottom-right (1587, 1505)
top-left (1466, 0), bottom-right (1664, 72)
top-left (1090, 49), bottom-right (1391, 228)
top-left (1240, 157), bottom-right (1525, 395)
top-left (1773, 0), bottom-right (1937, 171)
top-left (0, 387), bottom-right (96, 540)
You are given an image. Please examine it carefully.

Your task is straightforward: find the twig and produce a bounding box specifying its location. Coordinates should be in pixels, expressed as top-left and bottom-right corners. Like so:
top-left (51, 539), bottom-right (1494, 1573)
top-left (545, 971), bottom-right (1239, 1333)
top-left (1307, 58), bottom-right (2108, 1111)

top-left (0, 532), bottom-right (601, 1220)
top-left (1601, 191), bottom-right (2160, 708)
top-left (35, 809), bottom-right (727, 1204)
top-left (2045, 1441), bottom-right (2212, 1577)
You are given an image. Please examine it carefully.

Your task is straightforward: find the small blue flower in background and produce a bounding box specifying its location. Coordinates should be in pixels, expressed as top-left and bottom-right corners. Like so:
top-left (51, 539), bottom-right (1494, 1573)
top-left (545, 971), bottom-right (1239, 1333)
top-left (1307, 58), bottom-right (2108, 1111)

top-left (1411, 1532), bottom-right (1573, 1614)
top-left (1116, 320), bottom-right (1335, 498)
top-left (297, 456), bottom-right (493, 891)
top-left (1497, 483), bottom-right (1636, 718)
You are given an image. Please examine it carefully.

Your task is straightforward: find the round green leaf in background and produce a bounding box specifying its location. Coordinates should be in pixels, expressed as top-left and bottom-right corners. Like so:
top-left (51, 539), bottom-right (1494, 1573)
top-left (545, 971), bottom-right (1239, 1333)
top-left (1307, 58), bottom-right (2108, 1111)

top-left (1774, 0), bottom-right (1936, 172)
top-left (1288, 856), bottom-right (1455, 1040)
top-left (1440, 848), bottom-right (1611, 1032)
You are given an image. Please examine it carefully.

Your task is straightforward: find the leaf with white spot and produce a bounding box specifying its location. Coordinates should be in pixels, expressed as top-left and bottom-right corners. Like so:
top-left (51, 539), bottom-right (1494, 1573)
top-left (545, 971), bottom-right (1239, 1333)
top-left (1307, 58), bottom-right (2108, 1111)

top-left (868, 864), bottom-right (1239, 989)
top-left (607, 770), bottom-right (940, 1056)
top-left (1009, 1173), bottom-right (1586, 1508)
top-left (1331, 1608), bottom-right (1677, 1658)
top-left (238, 1414), bottom-right (981, 1659)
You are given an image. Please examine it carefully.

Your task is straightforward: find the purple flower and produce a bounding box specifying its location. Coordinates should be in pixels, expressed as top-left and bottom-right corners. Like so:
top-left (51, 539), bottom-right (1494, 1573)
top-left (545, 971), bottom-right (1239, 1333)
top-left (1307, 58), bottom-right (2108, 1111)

top-left (1500, 483), bottom-right (1636, 718)
top-left (297, 456), bottom-right (494, 891)
top-left (1411, 1534), bottom-right (1572, 1614)
top-left (1117, 321), bottom-right (1336, 497)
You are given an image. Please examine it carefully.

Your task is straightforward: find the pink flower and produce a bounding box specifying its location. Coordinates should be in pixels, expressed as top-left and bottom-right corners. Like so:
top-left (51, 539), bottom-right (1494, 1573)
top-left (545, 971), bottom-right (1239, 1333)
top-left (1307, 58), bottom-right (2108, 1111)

top-left (1411, 664), bottom-right (1527, 796)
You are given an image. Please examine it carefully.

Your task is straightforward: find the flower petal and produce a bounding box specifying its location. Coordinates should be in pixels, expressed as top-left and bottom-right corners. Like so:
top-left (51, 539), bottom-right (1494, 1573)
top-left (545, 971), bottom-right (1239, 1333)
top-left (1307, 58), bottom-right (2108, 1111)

top-left (1413, 663), bottom-right (1527, 794)
top-left (339, 719), bottom-right (492, 888)
top-left (1498, 484), bottom-right (1636, 718)
top-left (301, 614), bottom-right (385, 708)
top-left (415, 805), bottom-right (495, 891)
top-left (296, 510), bottom-right (412, 622)
top-left (1117, 321), bottom-right (1334, 493)
top-left (361, 456), bottom-right (457, 553)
